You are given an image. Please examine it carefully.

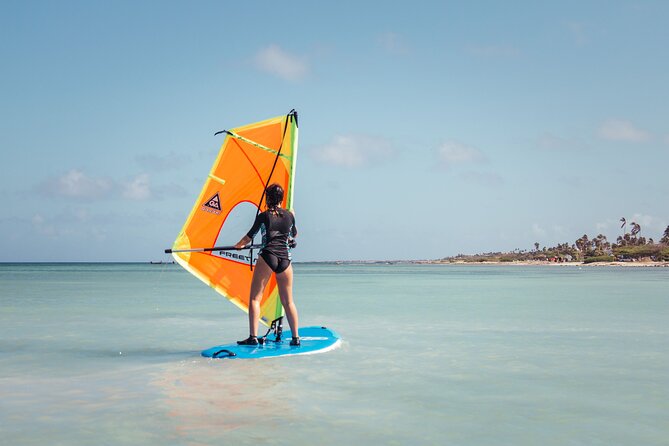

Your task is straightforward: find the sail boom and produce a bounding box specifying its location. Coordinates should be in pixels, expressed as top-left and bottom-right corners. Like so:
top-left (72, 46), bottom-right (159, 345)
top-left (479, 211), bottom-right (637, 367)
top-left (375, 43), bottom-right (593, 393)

top-left (165, 245), bottom-right (263, 254)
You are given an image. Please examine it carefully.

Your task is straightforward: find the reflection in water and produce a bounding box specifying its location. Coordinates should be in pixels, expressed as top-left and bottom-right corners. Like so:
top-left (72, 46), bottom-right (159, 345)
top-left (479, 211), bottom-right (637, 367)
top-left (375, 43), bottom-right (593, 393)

top-left (152, 357), bottom-right (293, 442)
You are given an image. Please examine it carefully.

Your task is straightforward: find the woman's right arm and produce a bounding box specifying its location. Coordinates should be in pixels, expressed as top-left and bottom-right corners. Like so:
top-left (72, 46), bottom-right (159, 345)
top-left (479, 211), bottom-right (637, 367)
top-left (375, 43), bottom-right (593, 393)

top-left (236, 213), bottom-right (263, 249)
top-left (234, 235), bottom-right (252, 250)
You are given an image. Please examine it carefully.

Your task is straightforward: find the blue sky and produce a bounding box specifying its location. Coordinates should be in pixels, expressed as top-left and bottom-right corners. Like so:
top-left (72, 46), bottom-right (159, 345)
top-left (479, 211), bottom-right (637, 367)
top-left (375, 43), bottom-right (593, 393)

top-left (1, 1), bottom-right (667, 262)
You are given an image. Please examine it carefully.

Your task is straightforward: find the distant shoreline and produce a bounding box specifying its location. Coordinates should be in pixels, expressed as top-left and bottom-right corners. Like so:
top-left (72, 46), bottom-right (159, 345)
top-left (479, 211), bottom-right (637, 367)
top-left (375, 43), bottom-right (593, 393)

top-left (416, 260), bottom-right (669, 267)
top-left (1, 260), bottom-right (667, 267)
top-left (298, 260), bottom-right (669, 267)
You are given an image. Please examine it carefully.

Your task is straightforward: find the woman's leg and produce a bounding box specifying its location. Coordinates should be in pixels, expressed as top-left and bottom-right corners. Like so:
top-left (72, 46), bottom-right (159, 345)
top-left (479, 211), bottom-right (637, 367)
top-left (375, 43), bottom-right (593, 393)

top-left (248, 255), bottom-right (273, 337)
top-left (276, 264), bottom-right (299, 339)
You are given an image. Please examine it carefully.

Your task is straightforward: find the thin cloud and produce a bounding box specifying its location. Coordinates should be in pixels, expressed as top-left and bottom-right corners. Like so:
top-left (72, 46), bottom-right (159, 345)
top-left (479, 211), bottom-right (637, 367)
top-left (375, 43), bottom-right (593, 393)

top-left (41, 169), bottom-right (114, 199)
top-left (598, 119), bottom-right (650, 142)
top-left (122, 173), bottom-right (151, 201)
top-left (254, 44), bottom-right (308, 81)
top-left (596, 214), bottom-right (669, 243)
top-left (532, 223), bottom-right (547, 238)
top-left (311, 135), bottom-right (396, 168)
top-left (629, 213), bottom-right (654, 230)
top-left (460, 171), bottom-right (504, 187)
top-left (135, 152), bottom-right (191, 172)
top-left (32, 213), bottom-right (58, 237)
top-left (552, 225), bottom-right (567, 238)
top-left (466, 44), bottom-right (520, 58)
top-left (597, 214), bottom-right (664, 236)
top-left (157, 182), bottom-right (190, 199)
top-left (537, 133), bottom-right (585, 151)
top-left (377, 32), bottom-right (410, 55)
top-left (31, 210), bottom-right (109, 240)
top-left (437, 141), bottom-right (486, 169)
top-left (566, 21), bottom-right (588, 46)
top-left (38, 169), bottom-right (153, 201)
top-left (595, 219), bottom-right (614, 234)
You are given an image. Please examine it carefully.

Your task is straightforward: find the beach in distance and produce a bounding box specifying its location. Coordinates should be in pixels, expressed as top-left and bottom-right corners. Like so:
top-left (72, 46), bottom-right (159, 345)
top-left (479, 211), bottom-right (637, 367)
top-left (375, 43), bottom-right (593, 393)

top-left (313, 259), bottom-right (669, 267)
top-left (424, 260), bottom-right (669, 267)
top-left (1, 262), bottom-right (668, 446)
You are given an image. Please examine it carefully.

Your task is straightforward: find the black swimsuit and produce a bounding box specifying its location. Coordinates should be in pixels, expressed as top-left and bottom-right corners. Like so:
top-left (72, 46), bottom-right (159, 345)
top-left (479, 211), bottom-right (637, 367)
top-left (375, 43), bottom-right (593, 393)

top-left (259, 252), bottom-right (291, 274)
top-left (246, 209), bottom-right (297, 274)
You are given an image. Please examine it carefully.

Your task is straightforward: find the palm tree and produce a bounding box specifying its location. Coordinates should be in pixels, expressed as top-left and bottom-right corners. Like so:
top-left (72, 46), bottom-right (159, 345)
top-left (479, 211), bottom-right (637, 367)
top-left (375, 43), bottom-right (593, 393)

top-left (661, 225), bottom-right (669, 245)
top-left (631, 222), bottom-right (641, 236)
top-left (592, 234), bottom-right (610, 255)
top-left (575, 234), bottom-right (591, 258)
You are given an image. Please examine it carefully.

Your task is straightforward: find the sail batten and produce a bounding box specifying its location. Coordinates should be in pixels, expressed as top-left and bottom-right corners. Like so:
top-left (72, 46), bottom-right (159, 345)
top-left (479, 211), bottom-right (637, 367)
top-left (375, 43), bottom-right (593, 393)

top-left (170, 111), bottom-right (299, 326)
top-left (208, 173), bottom-right (226, 185)
top-left (227, 130), bottom-right (292, 160)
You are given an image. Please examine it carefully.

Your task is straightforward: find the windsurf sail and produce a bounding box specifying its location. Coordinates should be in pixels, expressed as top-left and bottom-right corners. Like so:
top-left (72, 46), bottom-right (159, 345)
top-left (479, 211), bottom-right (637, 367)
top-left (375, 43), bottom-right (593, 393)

top-left (167, 110), bottom-right (299, 327)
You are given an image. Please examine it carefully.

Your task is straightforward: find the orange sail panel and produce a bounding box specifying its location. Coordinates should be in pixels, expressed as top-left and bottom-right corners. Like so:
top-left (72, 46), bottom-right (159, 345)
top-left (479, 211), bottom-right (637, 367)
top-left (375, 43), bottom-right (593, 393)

top-left (170, 111), bottom-right (298, 326)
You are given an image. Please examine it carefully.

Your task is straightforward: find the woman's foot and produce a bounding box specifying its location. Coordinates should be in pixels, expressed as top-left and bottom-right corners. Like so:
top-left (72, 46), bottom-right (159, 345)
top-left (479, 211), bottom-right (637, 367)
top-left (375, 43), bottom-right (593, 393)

top-left (290, 336), bottom-right (300, 346)
top-left (237, 336), bottom-right (259, 345)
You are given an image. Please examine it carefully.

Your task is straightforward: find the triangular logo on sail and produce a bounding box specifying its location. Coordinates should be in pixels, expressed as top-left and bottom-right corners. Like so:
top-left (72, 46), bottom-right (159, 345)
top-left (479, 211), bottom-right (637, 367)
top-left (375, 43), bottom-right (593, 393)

top-left (201, 192), bottom-right (222, 214)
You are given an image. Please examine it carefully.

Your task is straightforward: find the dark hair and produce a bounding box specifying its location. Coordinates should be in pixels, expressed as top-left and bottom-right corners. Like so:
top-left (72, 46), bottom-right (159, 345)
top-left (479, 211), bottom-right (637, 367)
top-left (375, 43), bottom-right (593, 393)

top-left (265, 183), bottom-right (284, 214)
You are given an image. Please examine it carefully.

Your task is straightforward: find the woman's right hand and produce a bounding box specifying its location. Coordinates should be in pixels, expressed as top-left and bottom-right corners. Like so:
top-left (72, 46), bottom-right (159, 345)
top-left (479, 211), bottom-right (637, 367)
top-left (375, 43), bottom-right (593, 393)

top-left (234, 235), bottom-right (252, 250)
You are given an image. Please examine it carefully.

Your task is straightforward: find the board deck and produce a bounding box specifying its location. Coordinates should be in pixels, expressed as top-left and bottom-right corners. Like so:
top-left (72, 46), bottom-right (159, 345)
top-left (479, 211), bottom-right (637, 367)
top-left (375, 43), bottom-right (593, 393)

top-left (201, 326), bottom-right (341, 359)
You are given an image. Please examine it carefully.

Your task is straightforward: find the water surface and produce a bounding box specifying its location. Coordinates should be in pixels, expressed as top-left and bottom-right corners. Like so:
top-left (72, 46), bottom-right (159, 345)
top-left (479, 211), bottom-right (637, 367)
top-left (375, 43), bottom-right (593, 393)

top-left (1, 263), bottom-right (667, 445)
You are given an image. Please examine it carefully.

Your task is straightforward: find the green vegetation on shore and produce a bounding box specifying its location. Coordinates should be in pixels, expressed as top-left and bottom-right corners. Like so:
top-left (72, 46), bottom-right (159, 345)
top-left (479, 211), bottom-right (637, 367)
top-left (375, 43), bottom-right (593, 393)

top-left (443, 221), bottom-right (669, 264)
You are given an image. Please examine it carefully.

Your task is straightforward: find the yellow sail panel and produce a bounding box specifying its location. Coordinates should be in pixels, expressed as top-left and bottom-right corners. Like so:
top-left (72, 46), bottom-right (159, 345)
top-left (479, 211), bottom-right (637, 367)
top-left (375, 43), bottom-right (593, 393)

top-left (171, 111), bottom-right (298, 326)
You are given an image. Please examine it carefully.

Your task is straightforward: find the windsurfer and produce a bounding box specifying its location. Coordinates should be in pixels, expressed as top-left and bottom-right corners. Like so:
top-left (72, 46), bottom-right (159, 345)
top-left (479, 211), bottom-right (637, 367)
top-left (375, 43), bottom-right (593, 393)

top-left (234, 184), bottom-right (300, 346)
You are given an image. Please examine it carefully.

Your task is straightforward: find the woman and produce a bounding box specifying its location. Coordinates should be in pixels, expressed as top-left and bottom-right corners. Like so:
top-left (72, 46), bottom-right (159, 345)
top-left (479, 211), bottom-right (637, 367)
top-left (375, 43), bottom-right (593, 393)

top-left (234, 183), bottom-right (300, 346)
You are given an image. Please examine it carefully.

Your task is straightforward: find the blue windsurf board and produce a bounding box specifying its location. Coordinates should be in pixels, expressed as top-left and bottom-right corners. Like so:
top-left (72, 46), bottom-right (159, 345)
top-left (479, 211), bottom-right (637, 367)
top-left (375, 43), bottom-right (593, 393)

top-left (201, 326), bottom-right (341, 360)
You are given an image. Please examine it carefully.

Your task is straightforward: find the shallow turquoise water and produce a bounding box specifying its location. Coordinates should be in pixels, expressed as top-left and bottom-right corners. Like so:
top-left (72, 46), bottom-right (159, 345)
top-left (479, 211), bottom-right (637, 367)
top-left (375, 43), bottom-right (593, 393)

top-left (1, 263), bottom-right (667, 445)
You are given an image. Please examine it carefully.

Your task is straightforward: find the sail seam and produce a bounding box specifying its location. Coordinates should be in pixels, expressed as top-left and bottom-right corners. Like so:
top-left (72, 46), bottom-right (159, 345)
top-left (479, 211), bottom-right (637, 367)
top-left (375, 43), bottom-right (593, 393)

top-left (230, 138), bottom-right (267, 188)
